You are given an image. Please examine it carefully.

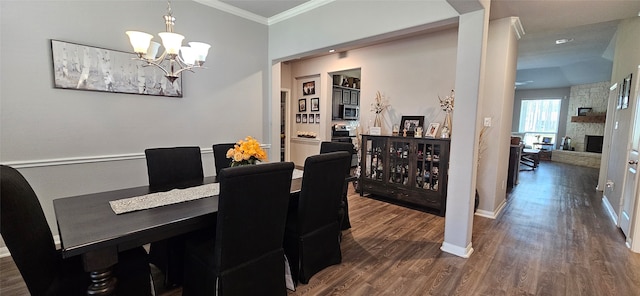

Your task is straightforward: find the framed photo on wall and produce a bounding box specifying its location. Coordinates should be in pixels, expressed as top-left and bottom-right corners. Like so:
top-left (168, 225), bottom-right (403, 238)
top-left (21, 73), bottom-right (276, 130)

top-left (303, 81), bottom-right (316, 95)
top-left (302, 114), bottom-right (308, 123)
top-left (298, 98), bottom-right (307, 112)
top-left (400, 116), bottom-right (424, 136)
top-left (315, 114), bottom-right (320, 124)
top-left (296, 114), bottom-right (301, 123)
top-left (309, 114), bottom-right (314, 123)
top-left (310, 98), bottom-right (319, 112)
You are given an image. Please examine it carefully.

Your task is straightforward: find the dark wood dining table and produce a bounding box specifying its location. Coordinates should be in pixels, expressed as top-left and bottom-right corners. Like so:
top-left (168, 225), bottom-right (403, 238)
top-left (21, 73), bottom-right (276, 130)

top-left (53, 176), bottom-right (302, 295)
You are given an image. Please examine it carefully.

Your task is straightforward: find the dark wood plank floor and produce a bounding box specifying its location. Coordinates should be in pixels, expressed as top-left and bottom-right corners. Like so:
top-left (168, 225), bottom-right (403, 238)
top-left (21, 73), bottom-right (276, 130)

top-left (2, 161), bottom-right (640, 295)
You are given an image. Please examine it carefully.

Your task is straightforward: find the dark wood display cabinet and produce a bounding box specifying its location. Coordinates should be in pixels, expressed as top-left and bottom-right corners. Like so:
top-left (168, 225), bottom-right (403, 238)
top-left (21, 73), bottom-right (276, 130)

top-left (359, 135), bottom-right (450, 216)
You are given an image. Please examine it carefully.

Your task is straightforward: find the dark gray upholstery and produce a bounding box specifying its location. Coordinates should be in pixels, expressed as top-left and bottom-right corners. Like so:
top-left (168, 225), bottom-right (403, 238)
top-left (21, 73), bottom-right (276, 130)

top-left (212, 143), bottom-right (235, 177)
top-left (0, 165), bottom-right (151, 296)
top-left (320, 141), bottom-right (356, 230)
top-left (284, 151), bottom-right (351, 284)
top-left (144, 146), bottom-right (204, 286)
top-left (183, 162), bottom-right (295, 296)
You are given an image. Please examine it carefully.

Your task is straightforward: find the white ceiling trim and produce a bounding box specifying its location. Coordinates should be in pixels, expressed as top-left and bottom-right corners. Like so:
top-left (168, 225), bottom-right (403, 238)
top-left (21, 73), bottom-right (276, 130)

top-left (194, 0), bottom-right (269, 25)
top-left (194, 0), bottom-right (336, 26)
top-left (268, 0), bottom-right (336, 25)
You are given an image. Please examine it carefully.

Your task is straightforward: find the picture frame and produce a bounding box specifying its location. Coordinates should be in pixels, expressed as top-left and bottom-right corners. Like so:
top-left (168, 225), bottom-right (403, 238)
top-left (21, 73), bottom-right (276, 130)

top-left (302, 114), bottom-right (308, 123)
top-left (296, 114), bottom-right (301, 123)
top-left (303, 81), bottom-right (316, 95)
top-left (400, 116), bottom-right (425, 136)
top-left (622, 73), bottom-right (632, 109)
top-left (426, 123), bottom-right (440, 138)
top-left (50, 39), bottom-right (182, 97)
top-left (298, 98), bottom-right (307, 112)
top-left (577, 107), bottom-right (592, 116)
top-left (310, 97), bottom-right (319, 112)
top-left (309, 114), bottom-right (314, 123)
top-left (315, 114), bottom-right (320, 124)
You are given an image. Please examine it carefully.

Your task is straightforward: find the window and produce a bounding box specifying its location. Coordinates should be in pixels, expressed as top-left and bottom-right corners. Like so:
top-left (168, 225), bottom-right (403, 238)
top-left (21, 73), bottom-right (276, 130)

top-left (519, 99), bottom-right (562, 147)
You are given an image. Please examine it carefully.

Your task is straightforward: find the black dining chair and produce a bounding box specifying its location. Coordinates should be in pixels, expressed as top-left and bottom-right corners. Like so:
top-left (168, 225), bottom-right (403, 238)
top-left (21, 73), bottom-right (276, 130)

top-left (182, 162), bottom-right (295, 296)
top-left (0, 165), bottom-right (152, 296)
top-left (144, 146), bottom-right (204, 287)
top-left (284, 151), bottom-right (351, 285)
top-left (212, 143), bottom-right (236, 178)
top-left (320, 141), bottom-right (356, 230)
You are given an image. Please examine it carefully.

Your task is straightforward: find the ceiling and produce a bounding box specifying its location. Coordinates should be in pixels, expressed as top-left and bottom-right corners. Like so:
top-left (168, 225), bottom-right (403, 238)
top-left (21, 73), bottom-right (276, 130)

top-left (217, 0), bottom-right (640, 90)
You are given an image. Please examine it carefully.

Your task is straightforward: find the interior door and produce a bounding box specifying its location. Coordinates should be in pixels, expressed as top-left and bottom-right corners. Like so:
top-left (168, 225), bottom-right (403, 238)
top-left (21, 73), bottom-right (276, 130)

top-left (621, 67), bottom-right (640, 243)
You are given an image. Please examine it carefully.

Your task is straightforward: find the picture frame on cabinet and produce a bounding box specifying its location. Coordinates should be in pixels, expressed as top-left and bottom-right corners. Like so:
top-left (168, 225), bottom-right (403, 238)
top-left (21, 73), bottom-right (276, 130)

top-left (302, 114), bottom-right (308, 123)
top-left (400, 116), bottom-right (424, 136)
top-left (299, 98), bottom-right (307, 112)
top-left (310, 98), bottom-right (319, 111)
top-left (315, 114), bottom-right (320, 124)
top-left (296, 114), bottom-right (301, 123)
top-left (426, 123), bottom-right (440, 138)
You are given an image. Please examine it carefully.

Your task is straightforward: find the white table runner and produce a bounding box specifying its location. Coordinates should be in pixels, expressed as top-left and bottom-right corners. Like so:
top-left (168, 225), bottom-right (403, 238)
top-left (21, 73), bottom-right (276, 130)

top-left (109, 169), bottom-right (304, 214)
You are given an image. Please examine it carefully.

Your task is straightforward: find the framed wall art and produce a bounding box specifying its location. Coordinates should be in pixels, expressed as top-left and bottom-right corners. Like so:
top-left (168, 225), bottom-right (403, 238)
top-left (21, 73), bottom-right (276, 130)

top-left (50, 39), bottom-right (182, 97)
top-left (310, 97), bottom-right (319, 112)
top-left (303, 81), bottom-right (316, 95)
top-left (302, 114), bottom-right (308, 123)
top-left (298, 98), bottom-right (307, 112)
top-left (296, 114), bottom-right (301, 123)
top-left (315, 114), bottom-right (320, 124)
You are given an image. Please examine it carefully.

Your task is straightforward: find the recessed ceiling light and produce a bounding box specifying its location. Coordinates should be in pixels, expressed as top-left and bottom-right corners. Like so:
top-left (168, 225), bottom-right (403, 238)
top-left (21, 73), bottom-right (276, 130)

top-left (555, 38), bottom-right (574, 45)
top-left (329, 49), bottom-right (336, 53)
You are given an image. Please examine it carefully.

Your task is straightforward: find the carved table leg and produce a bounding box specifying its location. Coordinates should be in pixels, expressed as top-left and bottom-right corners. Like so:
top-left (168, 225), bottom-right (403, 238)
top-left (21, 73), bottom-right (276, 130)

top-left (82, 247), bottom-right (118, 296)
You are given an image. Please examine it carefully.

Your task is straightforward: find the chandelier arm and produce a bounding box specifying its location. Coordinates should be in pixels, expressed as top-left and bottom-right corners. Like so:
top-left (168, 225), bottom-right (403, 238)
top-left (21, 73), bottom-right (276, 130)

top-left (137, 58), bottom-right (172, 77)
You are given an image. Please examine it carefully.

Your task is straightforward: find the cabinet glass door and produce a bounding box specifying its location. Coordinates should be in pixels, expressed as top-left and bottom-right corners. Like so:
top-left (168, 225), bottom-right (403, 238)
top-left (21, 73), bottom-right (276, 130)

top-left (364, 137), bottom-right (386, 181)
top-left (415, 141), bottom-right (441, 191)
top-left (388, 140), bottom-right (411, 185)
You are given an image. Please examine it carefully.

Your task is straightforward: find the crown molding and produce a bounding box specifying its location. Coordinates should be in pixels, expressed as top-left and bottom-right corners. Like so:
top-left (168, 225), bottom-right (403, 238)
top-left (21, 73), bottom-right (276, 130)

top-left (194, 0), bottom-right (269, 25)
top-left (268, 0), bottom-right (335, 25)
top-left (194, 0), bottom-right (336, 26)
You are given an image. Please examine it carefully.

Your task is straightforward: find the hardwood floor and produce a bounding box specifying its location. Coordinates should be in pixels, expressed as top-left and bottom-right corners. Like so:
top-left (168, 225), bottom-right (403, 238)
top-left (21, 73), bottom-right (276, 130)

top-left (2, 161), bottom-right (640, 295)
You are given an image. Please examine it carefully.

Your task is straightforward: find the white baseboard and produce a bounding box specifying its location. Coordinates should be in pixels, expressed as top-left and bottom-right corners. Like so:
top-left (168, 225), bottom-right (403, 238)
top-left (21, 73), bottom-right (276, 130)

top-left (602, 195), bottom-right (618, 226)
top-left (440, 241), bottom-right (474, 258)
top-left (474, 199), bottom-right (507, 219)
top-left (0, 235), bottom-right (60, 258)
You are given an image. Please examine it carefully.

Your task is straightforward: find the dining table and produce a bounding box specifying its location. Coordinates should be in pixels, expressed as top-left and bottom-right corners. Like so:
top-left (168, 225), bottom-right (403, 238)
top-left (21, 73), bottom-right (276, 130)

top-left (53, 175), bottom-right (303, 295)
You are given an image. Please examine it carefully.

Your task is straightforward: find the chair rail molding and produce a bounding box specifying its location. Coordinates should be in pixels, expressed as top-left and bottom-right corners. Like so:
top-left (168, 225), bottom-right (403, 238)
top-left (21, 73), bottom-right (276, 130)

top-left (1, 145), bottom-right (272, 169)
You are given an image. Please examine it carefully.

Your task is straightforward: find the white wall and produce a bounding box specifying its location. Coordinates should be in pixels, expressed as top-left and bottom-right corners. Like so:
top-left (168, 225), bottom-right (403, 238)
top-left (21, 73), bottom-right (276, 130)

top-left (0, 0), bottom-right (269, 244)
top-left (285, 28), bottom-right (459, 166)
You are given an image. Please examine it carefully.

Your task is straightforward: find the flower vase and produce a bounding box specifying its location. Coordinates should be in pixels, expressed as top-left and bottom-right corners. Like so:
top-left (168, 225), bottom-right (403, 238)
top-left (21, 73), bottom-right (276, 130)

top-left (441, 112), bottom-right (451, 138)
top-left (374, 113), bottom-right (382, 127)
top-left (231, 158), bottom-right (257, 167)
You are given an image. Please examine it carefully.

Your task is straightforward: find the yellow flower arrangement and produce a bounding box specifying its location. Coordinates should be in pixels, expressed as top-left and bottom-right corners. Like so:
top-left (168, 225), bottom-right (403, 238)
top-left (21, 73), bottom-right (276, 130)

top-left (226, 136), bottom-right (268, 166)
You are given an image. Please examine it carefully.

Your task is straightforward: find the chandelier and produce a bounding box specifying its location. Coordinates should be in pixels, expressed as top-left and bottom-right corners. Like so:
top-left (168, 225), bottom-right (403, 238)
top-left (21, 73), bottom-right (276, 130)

top-left (126, 1), bottom-right (211, 83)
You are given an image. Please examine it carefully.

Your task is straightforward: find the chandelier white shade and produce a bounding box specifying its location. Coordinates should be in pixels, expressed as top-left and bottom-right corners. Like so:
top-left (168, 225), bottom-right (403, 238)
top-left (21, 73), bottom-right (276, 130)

top-left (125, 1), bottom-right (210, 83)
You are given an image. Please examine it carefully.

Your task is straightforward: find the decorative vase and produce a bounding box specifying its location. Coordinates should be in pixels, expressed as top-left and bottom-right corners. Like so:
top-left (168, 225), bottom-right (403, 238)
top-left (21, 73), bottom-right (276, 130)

top-left (441, 112), bottom-right (452, 138)
top-left (231, 158), bottom-right (257, 167)
top-left (374, 113), bottom-right (382, 127)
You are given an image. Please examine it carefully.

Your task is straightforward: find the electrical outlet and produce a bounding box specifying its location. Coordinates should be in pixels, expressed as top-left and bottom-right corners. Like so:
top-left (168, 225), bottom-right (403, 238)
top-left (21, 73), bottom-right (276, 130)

top-left (483, 117), bottom-right (492, 127)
